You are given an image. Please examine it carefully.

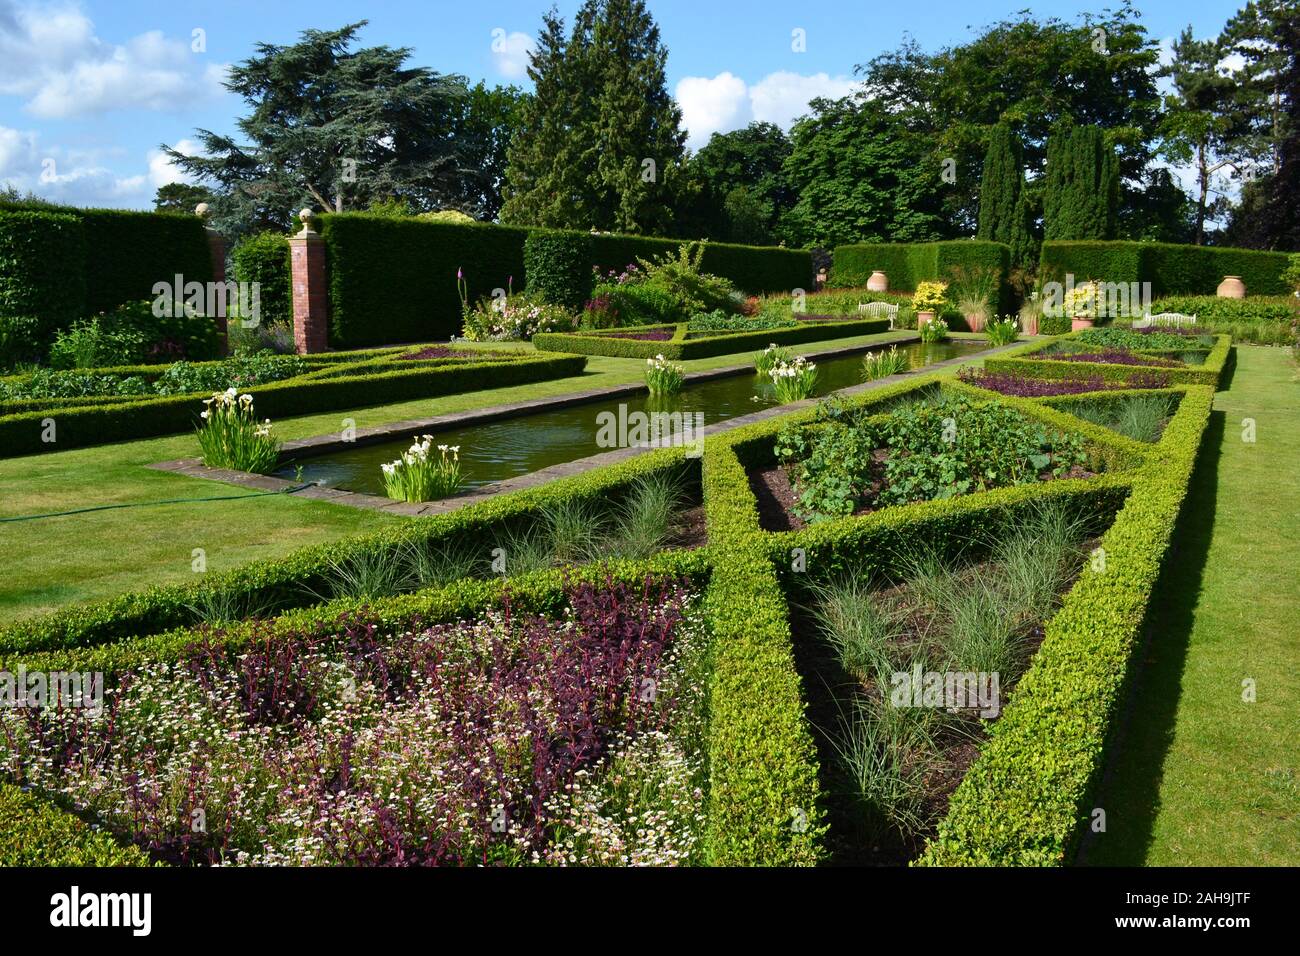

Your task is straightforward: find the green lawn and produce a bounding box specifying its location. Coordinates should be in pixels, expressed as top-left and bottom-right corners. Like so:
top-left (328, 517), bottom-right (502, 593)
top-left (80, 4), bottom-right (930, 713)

top-left (1085, 345), bottom-right (1300, 866)
top-left (0, 330), bottom-right (920, 622)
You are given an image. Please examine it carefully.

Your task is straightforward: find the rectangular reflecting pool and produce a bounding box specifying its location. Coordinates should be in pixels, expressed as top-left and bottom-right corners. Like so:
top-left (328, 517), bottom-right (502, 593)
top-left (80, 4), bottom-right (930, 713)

top-left (276, 339), bottom-right (986, 496)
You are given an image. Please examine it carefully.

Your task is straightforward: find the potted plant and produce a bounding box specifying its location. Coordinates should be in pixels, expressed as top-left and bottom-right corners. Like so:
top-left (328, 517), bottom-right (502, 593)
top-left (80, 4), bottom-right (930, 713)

top-left (1062, 281), bottom-right (1101, 330)
top-left (912, 281), bottom-right (949, 327)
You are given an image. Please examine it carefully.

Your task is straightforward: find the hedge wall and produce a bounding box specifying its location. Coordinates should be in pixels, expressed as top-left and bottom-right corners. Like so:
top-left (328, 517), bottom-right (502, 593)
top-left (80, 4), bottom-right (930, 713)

top-left (0, 352), bottom-right (586, 457)
top-left (79, 209), bottom-right (213, 314)
top-left (315, 212), bottom-right (814, 348)
top-left (0, 210), bottom-right (86, 333)
top-left (0, 205), bottom-right (212, 333)
top-left (534, 318), bottom-right (890, 360)
top-left (1040, 241), bottom-right (1292, 297)
top-left (830, 240), bottom-right (1012, 315)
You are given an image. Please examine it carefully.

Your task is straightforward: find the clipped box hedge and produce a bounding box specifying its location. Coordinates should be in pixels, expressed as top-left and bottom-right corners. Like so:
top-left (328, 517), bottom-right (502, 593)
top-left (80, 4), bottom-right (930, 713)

top-left (1040, 240), bottom-right (1292, 297)
top-left (315, 212), bottom-right (813, 348)
top-left (0, 783), bottom-right (155, 866)
top-left (534, 318), bottom-right (890, 360)
top-left (982, 332), bottom-right (1232, 388)
top-left (0, 204), bottom-right (212, 327)
top-left (919, 382), bottom-right (1214, 865)
top-left (0, 351), bottom-right (586, 458)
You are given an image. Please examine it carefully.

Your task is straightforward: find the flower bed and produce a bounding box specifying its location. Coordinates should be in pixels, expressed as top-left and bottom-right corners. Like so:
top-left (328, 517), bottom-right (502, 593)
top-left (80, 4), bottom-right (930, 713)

top-left (957, 368), bottom-right (1171, 396)
top-left (0, 577), bottom-right (708, 866)
top-left (533, 318), bottom-right (890, 360)
top-left (983, 331), bottom-right (1231, 387)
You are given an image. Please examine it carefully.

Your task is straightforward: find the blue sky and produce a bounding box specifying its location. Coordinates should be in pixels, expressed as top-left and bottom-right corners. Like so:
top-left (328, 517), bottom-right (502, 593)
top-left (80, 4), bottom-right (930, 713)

top-left (0, 0), bottom-right (1250, 210)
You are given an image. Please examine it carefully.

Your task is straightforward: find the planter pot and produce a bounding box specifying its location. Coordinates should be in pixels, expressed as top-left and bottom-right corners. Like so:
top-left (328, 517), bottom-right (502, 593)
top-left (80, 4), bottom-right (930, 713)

top-left (1071, 315), bottom-right (1095, 331)
top-left (1216, 275), bottom-right (1246, 299)
top-left (867, 270), bottom-right (889, 292)
top-left (964, 312), bottom-right (987, 333)
top-left (916, 310), bottom-right (936, 327)
top-left (1020, 313), bottom-right (1039, 336)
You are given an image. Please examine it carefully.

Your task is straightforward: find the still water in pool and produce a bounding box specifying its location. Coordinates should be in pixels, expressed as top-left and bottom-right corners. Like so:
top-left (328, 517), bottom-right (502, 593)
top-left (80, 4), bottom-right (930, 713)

top-left (277, 340), bottom-right (985, 495)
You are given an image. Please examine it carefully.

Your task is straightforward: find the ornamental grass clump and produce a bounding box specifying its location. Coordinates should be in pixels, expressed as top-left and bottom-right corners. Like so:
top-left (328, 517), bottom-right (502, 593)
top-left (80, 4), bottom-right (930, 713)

top-left (644, 354), bottom-right (685, 394)
top-left (381, 435), bottom-right (463, 502)
top-left (770, 355), bottom-right (818, 402)
top-left (862, 345), bottom-right (909, 381)
top-left (196, 387), bottom-right (280, 473)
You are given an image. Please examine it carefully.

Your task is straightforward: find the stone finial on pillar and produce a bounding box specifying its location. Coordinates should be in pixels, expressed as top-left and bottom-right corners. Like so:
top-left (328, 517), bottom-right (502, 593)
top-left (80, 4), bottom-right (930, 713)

top-left (196, 203), bottom-right (229, 352)
top-left (289, 208), bottom-right (329, 354)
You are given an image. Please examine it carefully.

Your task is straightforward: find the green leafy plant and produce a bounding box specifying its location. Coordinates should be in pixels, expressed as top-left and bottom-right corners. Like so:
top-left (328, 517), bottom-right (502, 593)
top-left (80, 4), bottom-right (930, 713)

top-left (380, 435), bottom-right (463, 502)
top-left (644, 354), bottom-right (685, 394)
top-left (861, 345), bottom-right (908, 381)
top-left (985, 317), bottom-right (1019, 346)
top-left (753, 343), bottom-right (794, 375)
top-left (769, 355), bottom-right (819, 402)
top-left (918, 317), bottom-right (950, 342)
top-left (196, 388), bottom-right (281, 473)
top-left (634, 242), bottom-right (742, 316)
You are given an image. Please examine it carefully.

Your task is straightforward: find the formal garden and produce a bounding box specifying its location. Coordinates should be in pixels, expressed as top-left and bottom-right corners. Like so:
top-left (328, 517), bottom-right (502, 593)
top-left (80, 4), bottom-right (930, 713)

top-left (0, 0), bottom-right (1298, 876)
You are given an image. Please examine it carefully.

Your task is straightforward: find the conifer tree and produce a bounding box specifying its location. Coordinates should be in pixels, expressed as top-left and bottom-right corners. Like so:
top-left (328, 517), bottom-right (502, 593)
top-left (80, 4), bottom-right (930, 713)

top-left (1043, 122), bottom-right (1119, 240)
top-left (977, 123), bottom-right (1023, 244)
top-left (501, 0), bottom-right (686, 233)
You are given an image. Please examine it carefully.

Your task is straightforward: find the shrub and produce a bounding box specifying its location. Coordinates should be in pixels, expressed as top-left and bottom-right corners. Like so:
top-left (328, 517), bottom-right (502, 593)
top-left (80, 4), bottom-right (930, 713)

top-left (1038, 313), bottom-right (1073, 335)
top-left (1149, 294), bottom-right (1297, 324)
top-left (1040, 240), bottom-right (1292, 296)
top-left (686, 309), bottom-right (793, 333)
top-left (231, 231), bottom-right (292, 328)
top-left (196, 389), bottom-right (280, 473)
top-left (912, 281), bottom-right (949, 313)
top-left (635, 242), bottom-right (742, 317)
top-left (461, 291), bottom-right (576, 341)
top-left (381, 435), bottom-right (463, 502)
top-left (48, 318), bottom-right (148, 369)
top-left (524, 229), bottom-right (594, 310)
top-left (52, 299), bottom-right (221, 366)
top-left (151, 352), bottom-right (307, 396)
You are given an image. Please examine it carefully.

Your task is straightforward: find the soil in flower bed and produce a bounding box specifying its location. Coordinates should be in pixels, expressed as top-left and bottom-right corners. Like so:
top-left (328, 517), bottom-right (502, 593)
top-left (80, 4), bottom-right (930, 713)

top-left (788, 512), bottom-right (1100, 865)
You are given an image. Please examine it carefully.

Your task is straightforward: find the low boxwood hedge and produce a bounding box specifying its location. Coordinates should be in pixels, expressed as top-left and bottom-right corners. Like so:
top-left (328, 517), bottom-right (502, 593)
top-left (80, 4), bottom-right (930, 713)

top-left (982, 332), bottom-right (1231, 388)
top-left (918, 382), bottom-right (1213, 864)
top-left (0, 783), bottom-right (155, 866)
top-left (0, 352), bottom-right (587, 457)
top-left (534, 318), bottom-right (890, 360)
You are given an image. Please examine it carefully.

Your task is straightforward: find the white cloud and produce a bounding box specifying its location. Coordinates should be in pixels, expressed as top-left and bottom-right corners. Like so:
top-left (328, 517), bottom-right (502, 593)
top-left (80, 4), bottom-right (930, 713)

top-left (0, 123), bottom-right (152, 205)
top-left (148, 137), bottom-right (202, 189)
top-left (675, 70), bottom-right (857, 150)
top-left (0, 2), bottom-right (225, 118)
top-left (491, 29), bottom-right (534, 80)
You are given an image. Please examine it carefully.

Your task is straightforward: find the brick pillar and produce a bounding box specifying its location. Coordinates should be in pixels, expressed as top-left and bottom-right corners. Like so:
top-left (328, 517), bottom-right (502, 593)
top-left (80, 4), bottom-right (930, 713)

top-left (289, 210), bottom-right (329, 354)
top-left (196, 203), bottom-right (229, 352)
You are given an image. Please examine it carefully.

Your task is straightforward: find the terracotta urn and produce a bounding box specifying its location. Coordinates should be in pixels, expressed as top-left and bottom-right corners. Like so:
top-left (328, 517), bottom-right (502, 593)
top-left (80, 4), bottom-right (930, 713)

top-left (1216, 276), bottom-right (1246, 299)
top-left (867, 270), bottom-right (889, 293)
top-left (1021, 313), bottom-right (1039, 336)
top-left (964, 312), bottom-right (987, 333)
top-left (1072, 316), bottom-right (1095, 331)
top-left (916, 310), bottom-right (936, 327)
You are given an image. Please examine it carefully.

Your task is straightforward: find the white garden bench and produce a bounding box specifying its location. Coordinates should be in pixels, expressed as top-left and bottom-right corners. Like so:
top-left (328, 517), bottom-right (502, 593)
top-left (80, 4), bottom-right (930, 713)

top-left (1134, 311), bottom-right (1197, 328)
top-left (858, 301), bottom-right (900, 329)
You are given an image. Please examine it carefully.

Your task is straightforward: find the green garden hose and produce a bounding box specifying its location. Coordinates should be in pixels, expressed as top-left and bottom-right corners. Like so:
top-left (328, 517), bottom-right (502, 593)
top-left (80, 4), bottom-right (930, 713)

top-left (0, 483), bottom-right (317, 523)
